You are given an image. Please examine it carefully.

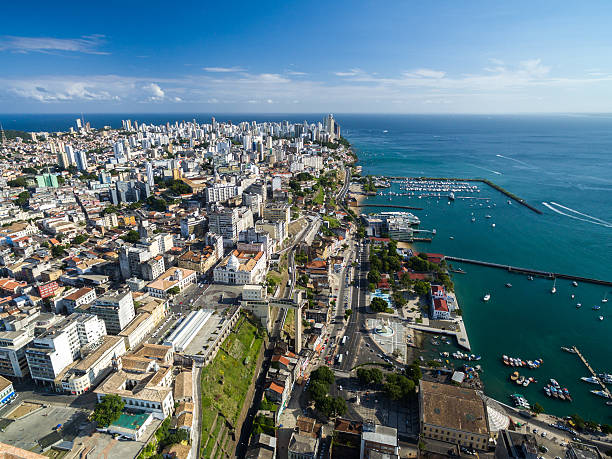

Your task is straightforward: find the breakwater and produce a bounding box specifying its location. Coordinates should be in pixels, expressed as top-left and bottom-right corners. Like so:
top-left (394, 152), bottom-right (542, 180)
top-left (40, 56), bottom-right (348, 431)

top-left (383, 176), bottom-right (542, 214)
top-left (445, 256), bottom-right (612, 287)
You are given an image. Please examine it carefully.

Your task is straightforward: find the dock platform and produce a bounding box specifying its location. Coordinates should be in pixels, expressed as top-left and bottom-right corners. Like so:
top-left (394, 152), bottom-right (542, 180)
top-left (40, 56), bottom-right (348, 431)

top-left (571, 346), bottom-right (612, 398)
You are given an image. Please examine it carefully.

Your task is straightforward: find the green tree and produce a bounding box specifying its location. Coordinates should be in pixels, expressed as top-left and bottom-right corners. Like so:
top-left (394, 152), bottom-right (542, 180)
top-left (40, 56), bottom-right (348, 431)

top-left (92, 394), bottom-right (124, 427)
top-left (601, 424), bottom-right (612, 434)
top-left (367, 269), bottom-right (381, 285)
top-left (571, 414), bottom-right (585, 430)
top-left (330, 396), bottom-right (347, 417)
top-left (413, 280), bottom-right (431, 296)
top-left (51, 245), bottom-right (67, 258)
top-left (14, 191), bottom-right (30, 208)
top-left (531, 402), bottom-right (544, 415)
top-left (585, 420), bottom-right (600, 432)
top-left (370, 297), bottom-right (389, 313)
top-left (72, 234), bottom-right (88, 245)
top-left (308, 381), bottom-right (329, 401)
top-left (406, 362), bottom-right (422, 383)
top-left (167, 286), bottom-right (180, 296)
top-left (384, 373), bottom-right (415, 401)
top-left (310, 366), bottom-right (335, 385)
top-left (121, 230), bottom-right (141, 243)
top-left (8, 177), bottom-right (28, 187)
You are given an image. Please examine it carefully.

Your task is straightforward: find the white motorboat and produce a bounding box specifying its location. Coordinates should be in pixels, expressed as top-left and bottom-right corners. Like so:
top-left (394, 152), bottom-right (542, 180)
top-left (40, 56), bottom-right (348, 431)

top-left (483, 294), bottom-right (491, 302)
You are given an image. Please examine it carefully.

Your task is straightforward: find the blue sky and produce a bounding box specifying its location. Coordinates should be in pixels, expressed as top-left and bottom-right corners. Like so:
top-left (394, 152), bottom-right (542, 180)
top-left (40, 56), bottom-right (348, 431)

top-left (2, 1), bottom-right (612, 113)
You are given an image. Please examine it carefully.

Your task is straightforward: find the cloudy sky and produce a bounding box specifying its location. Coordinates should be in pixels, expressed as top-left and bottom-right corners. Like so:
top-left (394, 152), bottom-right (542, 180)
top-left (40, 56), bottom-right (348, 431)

top-left (2, 1), bottom-right (612, 113)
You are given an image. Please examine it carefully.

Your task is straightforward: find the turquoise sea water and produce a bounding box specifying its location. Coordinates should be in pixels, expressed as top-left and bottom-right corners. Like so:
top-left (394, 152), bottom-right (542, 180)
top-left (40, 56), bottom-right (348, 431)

top-left (5, 112), bottom-right (612, 422)
top-left (344, 114), bottom-right (612, 424)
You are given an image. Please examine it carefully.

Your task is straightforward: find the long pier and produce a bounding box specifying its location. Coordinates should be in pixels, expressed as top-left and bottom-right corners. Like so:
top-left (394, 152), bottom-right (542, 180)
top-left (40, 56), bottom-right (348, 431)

top-left (356, 203), bottom-right (423, 210)
top-left (445, 256), bottom-right (612, 287)
top-left (571, 346), bottom-right (612, 398)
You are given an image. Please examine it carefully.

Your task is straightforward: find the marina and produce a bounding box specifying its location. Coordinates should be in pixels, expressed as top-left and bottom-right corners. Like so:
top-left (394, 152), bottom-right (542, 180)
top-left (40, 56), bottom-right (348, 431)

top-left (570, 346), bottom-right (612, 400)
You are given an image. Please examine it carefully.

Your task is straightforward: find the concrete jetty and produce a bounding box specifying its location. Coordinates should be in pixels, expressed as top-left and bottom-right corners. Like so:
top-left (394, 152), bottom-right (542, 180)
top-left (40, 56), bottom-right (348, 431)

top-left (572, 346), bottom-right (612, 398)
top-left (445, 256), bottom-right (612, 287)
top-left (356, 203), bottom-right (424, 210)
top-left (410, 322), bottom-right (471, 351)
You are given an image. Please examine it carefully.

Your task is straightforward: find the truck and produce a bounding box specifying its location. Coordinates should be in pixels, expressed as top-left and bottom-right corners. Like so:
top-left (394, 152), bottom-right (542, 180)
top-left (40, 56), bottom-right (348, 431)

top-left (341, 336), bottom-right (348, 345)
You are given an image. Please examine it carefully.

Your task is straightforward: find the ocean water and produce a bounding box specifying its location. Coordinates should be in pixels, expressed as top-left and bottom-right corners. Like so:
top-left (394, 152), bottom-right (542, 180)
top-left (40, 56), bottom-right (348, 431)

top-left (4, 112), bottom-right (612, 422)
top-left (345, 114), bottom-right (612, 424)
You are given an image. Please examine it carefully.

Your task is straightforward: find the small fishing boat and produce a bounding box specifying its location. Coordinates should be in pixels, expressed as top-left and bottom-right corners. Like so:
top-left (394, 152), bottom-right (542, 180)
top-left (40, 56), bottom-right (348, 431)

top-left (581, 376), bottom-right (600, 384)
top-left (602, 292), bottom-right (608, 303)
top-left (561, 346), bottom-right (577, 353)
top-left (527, 275), bottom-right (534, 281)
top-left (591, 390), bottom-right (611, 399)
top-left (510, 371), bottom-right (519, 381)
top-left (491, 223), bottom-right (496, 228)
top-left (593, 305), bottom-right (601, 310)
top-left (505, 283), bottom-right (512, 288)
top-left (572, 281), bottom-right (578, 287)
top-left (471, 217), bottom-right (476, 222)
top-left (571, 294), bottom-right (575, 299)
top-left (483, 294), bottom-right (491, 302)
top-left (576, 303), bottom-right (582, 308)
top-left (551, 278), bottom-right (557, 294)
top-left (485, 214), bottom-right (492, 219)
top-left (599, 315), bottom-right (604, 321)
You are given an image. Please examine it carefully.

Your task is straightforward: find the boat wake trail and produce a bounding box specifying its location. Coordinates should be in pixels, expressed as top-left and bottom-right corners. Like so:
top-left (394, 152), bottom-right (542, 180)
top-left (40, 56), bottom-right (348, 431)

top-left (542, 202), bottom-right (612, 228)
top-left (549, 202), bottom-right (612, 225)
top-left (496, 154), bottom-right (533, 168)
top-left (470, 164), bottom-right (502, 175)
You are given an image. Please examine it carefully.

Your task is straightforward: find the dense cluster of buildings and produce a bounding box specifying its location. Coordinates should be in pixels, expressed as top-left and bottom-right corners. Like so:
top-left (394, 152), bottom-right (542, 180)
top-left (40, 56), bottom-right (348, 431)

top-left (0, 115), bottom-right (356, 457)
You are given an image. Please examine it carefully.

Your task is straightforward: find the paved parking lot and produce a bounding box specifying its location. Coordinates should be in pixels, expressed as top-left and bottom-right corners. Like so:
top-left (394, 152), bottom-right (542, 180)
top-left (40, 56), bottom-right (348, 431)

top-left (0, 403), bottom-right (88, 452)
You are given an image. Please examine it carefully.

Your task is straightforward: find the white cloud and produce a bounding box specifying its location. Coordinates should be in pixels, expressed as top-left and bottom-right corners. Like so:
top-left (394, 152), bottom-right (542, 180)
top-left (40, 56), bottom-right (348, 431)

top-left (286, 71), bottom-right (307, 76)
top-left (203, 66), bottom-right (245, 72)
top-left (0, 34), bottom-right (108, 54)
top-left (407, 69), bottom-right (446, 79)
top-left (3, 58), bottom-right (612, 113)
top-left (334, 68), bottom-right (362, 77)
top-left (145, 83), bottom-right (165, 99)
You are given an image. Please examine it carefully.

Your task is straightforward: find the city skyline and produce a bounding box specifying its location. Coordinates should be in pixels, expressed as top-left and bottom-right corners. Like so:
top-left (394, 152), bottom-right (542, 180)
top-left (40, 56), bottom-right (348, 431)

top-left (3, 1), bottom-right (612, 113)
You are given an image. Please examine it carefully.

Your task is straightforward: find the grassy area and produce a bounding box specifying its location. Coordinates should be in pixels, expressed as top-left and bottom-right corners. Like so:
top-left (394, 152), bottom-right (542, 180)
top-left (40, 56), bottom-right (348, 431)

top-left (283, 307), bottom-right (295, 337)
top-left (200, 315), bottom-right (264, 457)
top-left (323, 215), bottom-right (340, 229)
top-left (312, 186), bottom-right (325, 205)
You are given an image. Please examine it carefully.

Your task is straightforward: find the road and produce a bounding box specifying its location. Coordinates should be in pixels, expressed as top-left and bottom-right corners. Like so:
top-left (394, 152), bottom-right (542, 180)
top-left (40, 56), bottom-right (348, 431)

top-left (339, 241), bottom-right (369, 372)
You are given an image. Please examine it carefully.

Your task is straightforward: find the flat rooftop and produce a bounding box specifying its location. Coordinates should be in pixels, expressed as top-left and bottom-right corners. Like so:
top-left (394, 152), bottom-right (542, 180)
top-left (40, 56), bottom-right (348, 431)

top-left (420, 380), bottom-right (488, 435)
top-left (181, 311), bottom-right (225, 356)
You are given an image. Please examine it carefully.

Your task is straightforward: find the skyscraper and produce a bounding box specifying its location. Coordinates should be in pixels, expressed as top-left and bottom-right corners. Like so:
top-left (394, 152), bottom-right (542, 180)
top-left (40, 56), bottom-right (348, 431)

top-left (146, 162), bottom-right (154, 185)
top-left (65, 145), bottom-right (76, 166)
top-left (75, 150), bottom-right (88, 171)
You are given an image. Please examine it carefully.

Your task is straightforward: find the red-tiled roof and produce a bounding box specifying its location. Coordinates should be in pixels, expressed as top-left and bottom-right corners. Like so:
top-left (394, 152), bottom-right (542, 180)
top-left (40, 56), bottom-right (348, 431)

top-left (267, 381), bottom-right (284, 394)
top-left (433, 298), bottom-right (448, 312)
